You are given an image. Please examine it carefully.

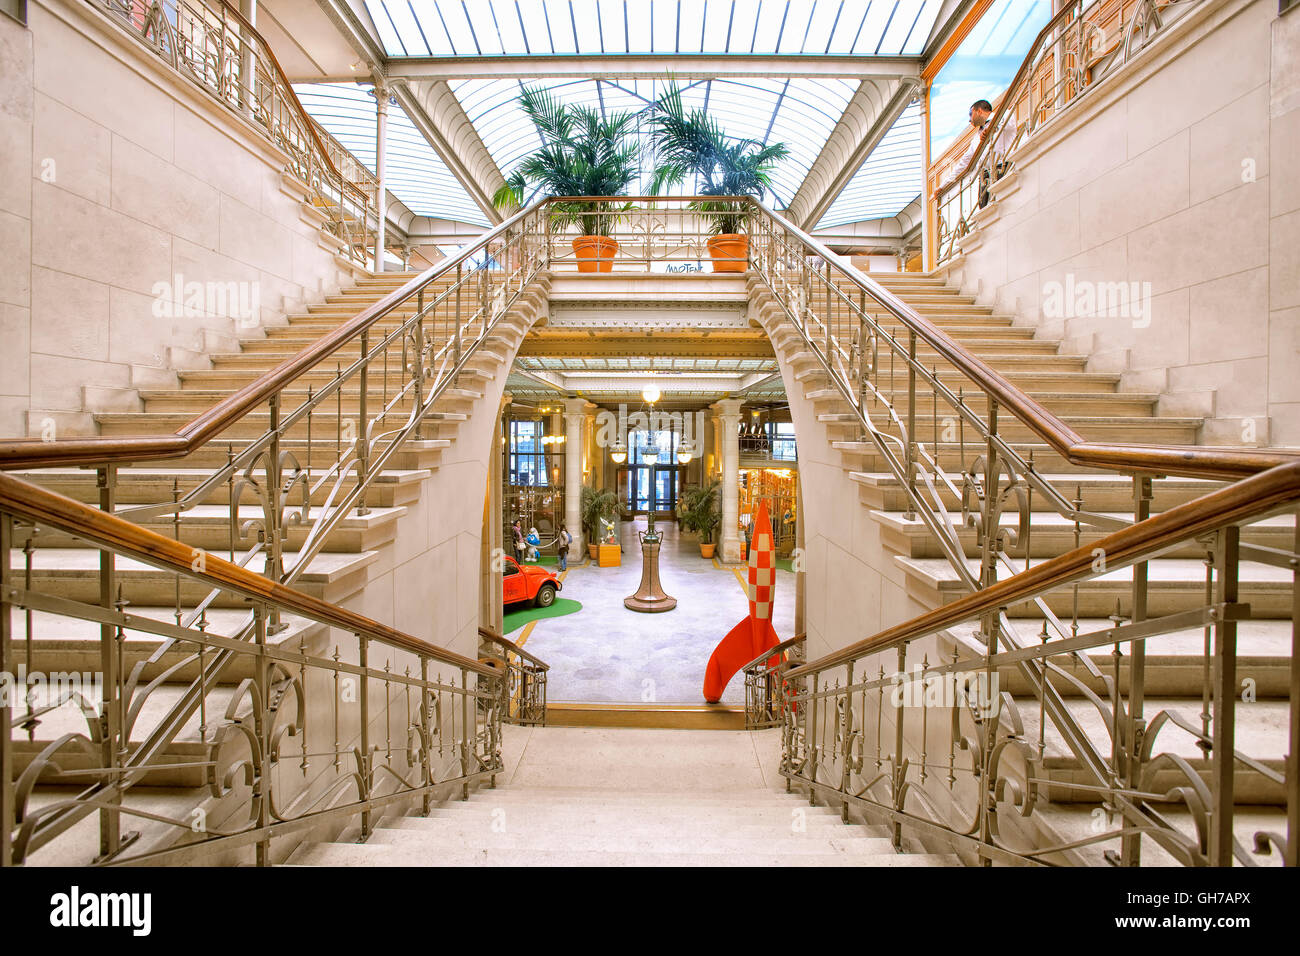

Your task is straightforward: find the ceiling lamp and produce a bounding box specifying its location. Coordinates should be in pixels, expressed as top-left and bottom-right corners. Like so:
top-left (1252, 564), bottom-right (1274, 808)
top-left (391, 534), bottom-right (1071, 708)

top-left (642, 385), bottom-right (661, 404)
top-left (610, 442), bottom-right (627, 464)
top-left (642, 440), bottom-right (660, 466)
top-left (677, 442), bottom-right (694, 465)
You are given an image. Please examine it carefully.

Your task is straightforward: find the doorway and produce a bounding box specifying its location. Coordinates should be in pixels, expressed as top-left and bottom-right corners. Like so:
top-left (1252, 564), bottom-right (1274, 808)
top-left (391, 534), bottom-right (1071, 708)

top-left (619, 464), bottom-right (680, 515)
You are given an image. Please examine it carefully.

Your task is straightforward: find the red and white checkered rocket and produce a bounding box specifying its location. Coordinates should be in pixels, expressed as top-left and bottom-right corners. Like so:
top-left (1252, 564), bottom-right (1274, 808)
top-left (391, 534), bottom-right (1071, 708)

top-left (703, 501), bottom-right (782, 703)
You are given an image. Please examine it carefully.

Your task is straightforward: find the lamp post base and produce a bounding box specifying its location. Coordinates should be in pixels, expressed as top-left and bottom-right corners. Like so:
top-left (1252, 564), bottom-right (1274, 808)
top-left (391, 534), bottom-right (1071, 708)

top-left (624, 531), bottom-right (677, 613)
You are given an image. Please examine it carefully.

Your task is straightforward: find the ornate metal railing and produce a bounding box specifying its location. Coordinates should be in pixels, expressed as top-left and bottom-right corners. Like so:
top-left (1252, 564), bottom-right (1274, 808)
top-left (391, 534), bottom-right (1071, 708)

top-left (745, 198), bottom-right (1298, 866)
top-left (743, 635), bottom-right (804, 730)
top-left (777, 468), bottom-right (1298, 866)
top-left (0, 201), bottom-right (550, 864)
top-left (478, 628), bottom-right (548, 727)
top-left (933, 0), bottom-right (1203, 265)
top-left (91, 0), bottom-right (375, 264)
top-left (0, 472), bottom-right (504, 866)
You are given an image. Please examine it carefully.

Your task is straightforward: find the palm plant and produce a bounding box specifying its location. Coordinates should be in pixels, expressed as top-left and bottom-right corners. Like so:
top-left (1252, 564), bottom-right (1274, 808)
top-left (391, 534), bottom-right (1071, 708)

top-left (580, 485), bottom-right (619, 547)
top-left (679, 478), bottom-right (723, 551)
top-left (491, 86), bottom-right (641, 237)
top-left (650, 83), bottom-right (789, 236)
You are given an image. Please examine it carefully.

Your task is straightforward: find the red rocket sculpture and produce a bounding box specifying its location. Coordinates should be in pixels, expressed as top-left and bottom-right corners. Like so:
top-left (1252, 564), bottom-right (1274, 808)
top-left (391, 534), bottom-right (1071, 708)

top-left (703, 501), bottom-right (782, 703)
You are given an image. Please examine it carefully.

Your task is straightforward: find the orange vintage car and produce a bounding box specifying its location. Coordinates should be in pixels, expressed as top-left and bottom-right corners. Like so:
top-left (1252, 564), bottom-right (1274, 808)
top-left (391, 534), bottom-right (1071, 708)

top-left (502, 554), bottom-right (562, 609)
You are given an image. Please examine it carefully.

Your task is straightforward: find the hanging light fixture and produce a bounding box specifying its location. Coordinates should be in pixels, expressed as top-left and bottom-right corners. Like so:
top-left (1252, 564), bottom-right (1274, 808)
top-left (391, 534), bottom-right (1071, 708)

top-left (642, 440), bottom-right (660, 466)
top-left (642, 385), bottom-right (661, 404)
top-left (677, 440), bottom-right (694, 465)
top-left (610, 441), bottom-right (627, 464)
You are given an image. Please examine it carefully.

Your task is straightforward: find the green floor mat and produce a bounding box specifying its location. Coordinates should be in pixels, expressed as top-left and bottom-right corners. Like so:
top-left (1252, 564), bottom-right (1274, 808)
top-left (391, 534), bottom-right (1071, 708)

top-left (503, 598), bottom-right (583, 634)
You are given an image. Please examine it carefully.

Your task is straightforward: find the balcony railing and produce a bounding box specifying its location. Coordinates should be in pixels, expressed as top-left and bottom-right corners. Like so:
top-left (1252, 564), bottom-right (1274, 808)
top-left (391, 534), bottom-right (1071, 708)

top-left (92, 0), bottom-right (375, 264)
top-left (933, 0), bottom-right (1203, 266)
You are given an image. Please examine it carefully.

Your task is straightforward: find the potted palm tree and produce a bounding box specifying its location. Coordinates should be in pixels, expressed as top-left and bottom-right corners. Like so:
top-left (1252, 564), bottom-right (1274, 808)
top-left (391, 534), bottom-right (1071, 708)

top-left (492, 87), bottom-right (640, 273)
top-left (580, 485), bottom-right (619, 560)
top-left (679, 478), bottom-right (722, 558)
top-left (650, 84), bottom-right (789, 273)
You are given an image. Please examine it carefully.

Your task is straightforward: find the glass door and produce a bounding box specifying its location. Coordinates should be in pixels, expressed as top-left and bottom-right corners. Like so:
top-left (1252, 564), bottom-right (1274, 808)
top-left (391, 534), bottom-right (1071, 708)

top-left (652, 466), bottom-right (679, 514)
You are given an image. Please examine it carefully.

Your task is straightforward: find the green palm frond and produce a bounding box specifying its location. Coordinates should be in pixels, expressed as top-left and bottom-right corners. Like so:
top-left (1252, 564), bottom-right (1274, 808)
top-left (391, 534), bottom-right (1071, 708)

top-left (491, 85), bottom-right (643, 235)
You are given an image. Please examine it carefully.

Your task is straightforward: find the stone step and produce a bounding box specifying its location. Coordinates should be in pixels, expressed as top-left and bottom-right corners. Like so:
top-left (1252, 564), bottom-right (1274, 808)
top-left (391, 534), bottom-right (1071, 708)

top-left (9, 605), bottom-right (325, 681)
top-left (28, 504), bottom-right (406, 554)
top-left (137, 387), bottom-right (483, 415)
top-left (178, 366), bottom-right (493, 391)
top-left (870, 509), bottom-right (1291, 560)
top-left (159, 437), bottom-right (450, 470)
top-left (1016, 697), bottom-right (1288, 805)
top-left (284, 841), bottom-right (957, 866)
top-left (92, 411), bottom-right (468, 442)
top-left (850, 472), bottom-right (1226, 513)
top-left (10, 547), bottom-right (377, 608)
top-left (6, 466), bottom-right (431, 509)
top-left (806, 390), bottom-right (1161, 418)
top-left (818, 413), bottom-right (1201, 445)
top-left (897, 555), bottom-right (1294, 618)
top-left (793, 365), bottom-right (1125, 393)
top-left (994, 617), bottom-right (1294, 698)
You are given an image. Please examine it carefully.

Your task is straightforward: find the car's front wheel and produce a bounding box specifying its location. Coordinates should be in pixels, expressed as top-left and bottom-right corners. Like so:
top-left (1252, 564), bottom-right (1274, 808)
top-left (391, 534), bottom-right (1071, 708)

top-left (533, 584), bottom-right (556, 609)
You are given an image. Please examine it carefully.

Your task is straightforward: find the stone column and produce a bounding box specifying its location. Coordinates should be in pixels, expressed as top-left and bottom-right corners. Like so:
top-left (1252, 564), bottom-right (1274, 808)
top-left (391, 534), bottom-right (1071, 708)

top-left (563, 398), bottom-right (591, 552)
top-left (481, 393), bottom-right (509, 635)
top-left (373, 81), bottom-right (389, 272)
top-left (712, 398), bottom-right (744, 564)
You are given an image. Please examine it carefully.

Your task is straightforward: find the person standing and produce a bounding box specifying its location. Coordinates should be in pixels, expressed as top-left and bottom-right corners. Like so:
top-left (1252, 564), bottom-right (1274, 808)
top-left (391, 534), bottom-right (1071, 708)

top-left (557, 524), bottom-right (572, 572)
top-left (933, 99), bottom-right (1018, 209)
top-left (511, 519), bottom-right (525, 564)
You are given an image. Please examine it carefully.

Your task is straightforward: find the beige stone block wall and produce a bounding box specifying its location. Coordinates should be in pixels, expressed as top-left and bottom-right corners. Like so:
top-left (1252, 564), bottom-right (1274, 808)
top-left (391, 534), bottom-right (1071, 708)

top-left (944, 0), bottom-right (1300, 446)
top-left (0, 0), bottom-right (361, 439)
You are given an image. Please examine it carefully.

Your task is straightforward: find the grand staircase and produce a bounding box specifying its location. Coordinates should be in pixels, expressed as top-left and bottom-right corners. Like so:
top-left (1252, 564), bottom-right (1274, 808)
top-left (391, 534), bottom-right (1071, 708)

top-left (6, 270), bottom-right (546, 865)
top-left (750, 269), bottom-right (1294, 865)
top-left (285, 727), bottom-right (959, 866)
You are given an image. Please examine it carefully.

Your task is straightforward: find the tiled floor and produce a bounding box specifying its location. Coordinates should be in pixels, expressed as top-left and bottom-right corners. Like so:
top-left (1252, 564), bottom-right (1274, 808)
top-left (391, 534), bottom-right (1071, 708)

top-left (520, 517), bottom-right (797, 704)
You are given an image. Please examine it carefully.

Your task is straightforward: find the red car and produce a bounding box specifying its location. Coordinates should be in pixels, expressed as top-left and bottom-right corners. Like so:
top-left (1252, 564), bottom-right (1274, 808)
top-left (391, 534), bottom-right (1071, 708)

top-left (502, 554), bottom-right (562, 608)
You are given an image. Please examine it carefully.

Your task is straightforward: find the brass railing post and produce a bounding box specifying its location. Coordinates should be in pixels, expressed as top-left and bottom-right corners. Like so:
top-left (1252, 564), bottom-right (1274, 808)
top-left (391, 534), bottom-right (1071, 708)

top-left (460, 667), bottom-right (471, 801)
top-left (96, 464), bottom-right (122, 860)
top-left (1121, 474), bottom-right (1153, 865)
top-left (1209, 525), bottom-right (1240, 866)
top-left (420, 656), bottom-right (433, 816)
top-left (414, 290), bottom-right (426, 437)
top-left (808, 672), bottom-right (820, 806)
top-left (904, 331), bottom-right (918, 519)
top-left (358, 633), bottom-right (372, 841)
top-left (1287, 513), bottom-right (1299, 868)
top-left (253, 601), bottom-right (272, 865)
top-left (841, 661), bottom-right (855, 823)
top-left (1, 513), bottom-right (12, 867)
top-left (356, 330), bottom-right (370, 516)
top-left (893, 644), bottom-right (907, 849)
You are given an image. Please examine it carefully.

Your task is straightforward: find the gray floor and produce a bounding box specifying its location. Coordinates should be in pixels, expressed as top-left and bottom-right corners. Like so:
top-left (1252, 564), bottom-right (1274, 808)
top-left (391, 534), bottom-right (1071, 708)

top-left (523, 517), bottom-right (797, 704)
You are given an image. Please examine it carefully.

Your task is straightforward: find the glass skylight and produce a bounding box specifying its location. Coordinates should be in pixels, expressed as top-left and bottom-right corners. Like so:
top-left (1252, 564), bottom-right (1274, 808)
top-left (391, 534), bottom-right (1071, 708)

top-left (294, 82), bottom-right (490, 226)
top-left (815, 100), bottom-right (921, 228)
top-left (450, 76), bottom-right (861, 207)
top-left (364, 1), bottom-right (944, 58)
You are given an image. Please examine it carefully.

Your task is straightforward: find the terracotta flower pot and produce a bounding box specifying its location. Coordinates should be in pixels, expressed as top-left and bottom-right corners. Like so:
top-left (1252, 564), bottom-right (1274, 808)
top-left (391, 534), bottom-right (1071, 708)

top-left (699, 543), bottom-right (716, 559)
top-left (588, 543), bottom-right (600, 560)
top-left (572, 236), bottom-right (619, 273)
top-left (706, 234), bottom-right (748, 273)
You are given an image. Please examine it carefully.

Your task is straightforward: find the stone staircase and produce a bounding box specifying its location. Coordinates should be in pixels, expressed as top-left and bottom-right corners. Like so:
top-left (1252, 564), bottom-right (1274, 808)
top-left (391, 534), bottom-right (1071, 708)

top-left (285, 727), bottom-right (960, 866)
top-left (751, 269), bottom-right (1293, 865)
top-left (7, 270), bottom-right (547, 864)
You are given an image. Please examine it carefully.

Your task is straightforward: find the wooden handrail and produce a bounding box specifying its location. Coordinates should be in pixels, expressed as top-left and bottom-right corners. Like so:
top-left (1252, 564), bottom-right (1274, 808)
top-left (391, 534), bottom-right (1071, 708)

top-left (786, 460), bottom-right (1300, 679)
top-left (0, 472), bottom-right (497, 677)
top-left (741, 633), bottom-right (805, 673)
top-left (0, 200), bottom-right (540, 471)
top-left (478, 626), bottom-right (550, 670)
top-left (755, 200), bottom-right (1300, 482)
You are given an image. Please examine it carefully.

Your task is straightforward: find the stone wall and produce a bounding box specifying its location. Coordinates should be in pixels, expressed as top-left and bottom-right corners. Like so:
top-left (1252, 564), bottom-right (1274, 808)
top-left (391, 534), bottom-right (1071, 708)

top-left (0, 0), bottom-right (361, 439)
top-left (941, 0), bottom-right (1300, 446)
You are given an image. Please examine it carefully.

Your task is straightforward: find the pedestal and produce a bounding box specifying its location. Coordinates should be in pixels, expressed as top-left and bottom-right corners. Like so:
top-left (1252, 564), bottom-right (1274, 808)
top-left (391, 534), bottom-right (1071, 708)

top-left (624, 532), bottom-right (677, 613)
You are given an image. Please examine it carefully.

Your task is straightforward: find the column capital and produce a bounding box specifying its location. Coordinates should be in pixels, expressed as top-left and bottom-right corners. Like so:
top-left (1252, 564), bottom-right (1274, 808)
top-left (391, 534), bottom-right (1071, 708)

top-left (711, 397), bottom-right (745, 419)
top-left (562, 397), bottom-right (595, 420)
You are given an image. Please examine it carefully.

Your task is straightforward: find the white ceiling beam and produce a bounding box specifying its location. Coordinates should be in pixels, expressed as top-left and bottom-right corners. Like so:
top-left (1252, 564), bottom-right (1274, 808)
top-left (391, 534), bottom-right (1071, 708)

top-left (385, 54), bottom-right (921, 82)
top-left (784, 77), bottom-right (920, 230)
top-left (390, 81), bottom-right (506, 224)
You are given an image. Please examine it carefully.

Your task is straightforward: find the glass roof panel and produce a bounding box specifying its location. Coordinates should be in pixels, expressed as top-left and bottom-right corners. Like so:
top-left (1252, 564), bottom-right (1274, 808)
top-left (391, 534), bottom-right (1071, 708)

top-left (364, 1), bottom-right (943, 57)
top-left (815, 100), bottom-right (921, 228)
top-left (295, 82), bottom-right (490, 226)
top-left (449, 75), bottom-right (859, 207)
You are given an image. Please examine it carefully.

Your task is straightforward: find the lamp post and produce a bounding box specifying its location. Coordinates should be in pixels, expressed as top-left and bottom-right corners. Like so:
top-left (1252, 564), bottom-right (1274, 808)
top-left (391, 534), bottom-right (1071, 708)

top-left (624, 386), bottom-right (676, 612)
